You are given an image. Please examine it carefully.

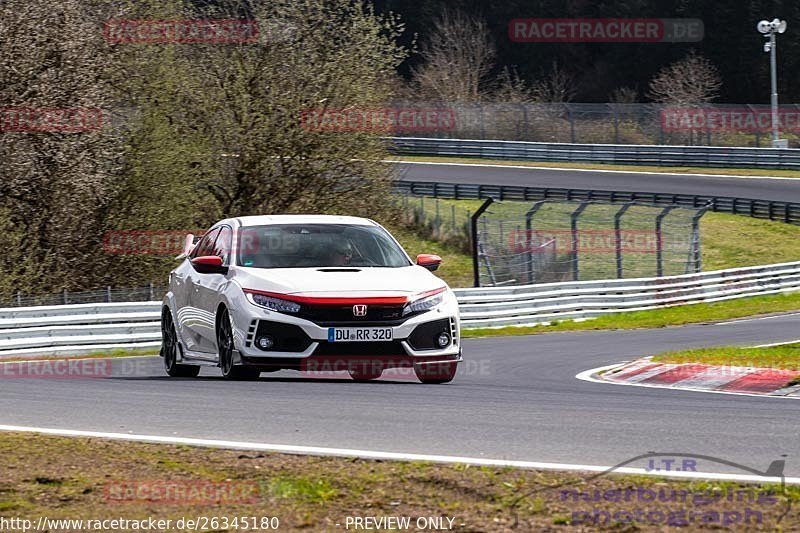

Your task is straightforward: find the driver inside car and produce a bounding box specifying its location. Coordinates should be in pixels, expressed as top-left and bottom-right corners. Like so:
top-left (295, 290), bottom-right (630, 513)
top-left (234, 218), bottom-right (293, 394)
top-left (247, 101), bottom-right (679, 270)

top-left (330, 241), bottom-right (354, 266)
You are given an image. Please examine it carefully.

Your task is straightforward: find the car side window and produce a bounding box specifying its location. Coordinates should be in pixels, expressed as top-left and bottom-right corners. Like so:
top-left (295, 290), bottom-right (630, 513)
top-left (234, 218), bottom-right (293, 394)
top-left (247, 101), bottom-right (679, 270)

top-left (190, 228), bottom-right (221, 259)
top-left (212, 225), bottom-right (233, 265)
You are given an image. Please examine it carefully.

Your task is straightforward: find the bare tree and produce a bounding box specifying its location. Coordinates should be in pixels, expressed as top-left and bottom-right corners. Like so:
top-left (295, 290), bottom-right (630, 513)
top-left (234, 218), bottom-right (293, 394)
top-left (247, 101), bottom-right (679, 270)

top-left (610, 86), bottom-right (639, 104)
top-left (648, 51), bottom-right (722, 105)
top-left (160, 0), bottom-right (408, 218)
top-left (0, 0), bottom-right (126, 294)
top-left (493, 67), bottom-right (535, 104)
top-left (411, 9), bottom-right (495, 102)
top-left (531, 62), bottom-right (576, 103)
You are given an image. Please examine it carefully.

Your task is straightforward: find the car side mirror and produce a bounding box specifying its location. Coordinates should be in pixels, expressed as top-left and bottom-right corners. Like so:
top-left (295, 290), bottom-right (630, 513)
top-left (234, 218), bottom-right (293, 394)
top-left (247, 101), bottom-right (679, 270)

top-left (416, 254), bottom-right (442, 272)
top-left (191, 255), bottom-right (228, 275)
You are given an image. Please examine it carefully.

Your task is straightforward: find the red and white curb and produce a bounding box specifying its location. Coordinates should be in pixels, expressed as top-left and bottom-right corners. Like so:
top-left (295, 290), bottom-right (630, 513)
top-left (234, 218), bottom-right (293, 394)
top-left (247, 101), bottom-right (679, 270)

top-left (578, 358), bottom-right (800, 398)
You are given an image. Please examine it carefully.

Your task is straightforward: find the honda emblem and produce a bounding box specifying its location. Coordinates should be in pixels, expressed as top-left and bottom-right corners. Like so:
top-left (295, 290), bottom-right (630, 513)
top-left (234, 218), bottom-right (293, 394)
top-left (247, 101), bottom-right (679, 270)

top-left (353, 304), bottom-right (368, 317)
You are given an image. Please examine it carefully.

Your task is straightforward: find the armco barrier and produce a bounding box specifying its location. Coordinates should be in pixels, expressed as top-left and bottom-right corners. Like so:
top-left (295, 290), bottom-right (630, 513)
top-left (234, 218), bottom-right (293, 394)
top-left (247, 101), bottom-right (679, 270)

top-left (2, 261), bottom-right (800, 356)
top-left (454, 260), bottom-right (800, 328)
top-left (0, 302), bottom-right (162, 357)
top-left (389, 137), bottom-right (800, 170)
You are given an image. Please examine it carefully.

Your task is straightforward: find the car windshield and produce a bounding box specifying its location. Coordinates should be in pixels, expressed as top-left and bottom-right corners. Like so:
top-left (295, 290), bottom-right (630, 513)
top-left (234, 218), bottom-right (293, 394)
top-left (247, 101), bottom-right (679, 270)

top-left (237, 224), bottom-right (412, 269)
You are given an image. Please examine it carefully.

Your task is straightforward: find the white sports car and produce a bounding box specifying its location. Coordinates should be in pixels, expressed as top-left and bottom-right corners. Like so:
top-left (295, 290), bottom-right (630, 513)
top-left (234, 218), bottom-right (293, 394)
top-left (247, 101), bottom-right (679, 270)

top-left (161, 215), bottom-right (462, 383)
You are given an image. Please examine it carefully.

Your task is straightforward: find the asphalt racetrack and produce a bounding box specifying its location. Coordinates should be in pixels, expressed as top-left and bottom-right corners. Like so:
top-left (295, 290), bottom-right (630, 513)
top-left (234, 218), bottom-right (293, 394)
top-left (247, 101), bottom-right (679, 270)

top-left (1, 314), bottom-right (800, 476)
top-left (395, 160), bottom-right (800, 203)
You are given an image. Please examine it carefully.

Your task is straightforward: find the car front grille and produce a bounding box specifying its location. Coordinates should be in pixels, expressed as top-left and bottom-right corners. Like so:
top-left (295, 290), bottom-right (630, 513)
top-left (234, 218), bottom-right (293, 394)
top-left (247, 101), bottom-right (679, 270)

top-left (296, 304), bottom-right (408, 326)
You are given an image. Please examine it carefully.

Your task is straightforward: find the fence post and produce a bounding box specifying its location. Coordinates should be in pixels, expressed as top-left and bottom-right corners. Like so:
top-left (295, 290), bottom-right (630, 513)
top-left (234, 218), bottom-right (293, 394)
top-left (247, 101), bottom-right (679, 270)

top-left (149, 283), bottom-right (155, 302)
top-left (655, 207), bottom-right (675, 277)
top-left (566, 104), bottom-right (576, 143)
top-left (471, 198), bottom-right (495, 287)
top-left (520, 103), bottom-right (529, 139)
top-left (570, 202), bottom-right (590, 281)
top-left (63, 289), bottom-right (68, 305)
top-left (690, 208), bottom-right (708, 273)
top-left (614, 203), bottom-right (635, 279)
top-left (435, 198), bottom-right (441, 233)
top-left (16, 290), bottom-right (22, 307)
top-left (525, 201), bottom-right (546, 284)
top-left (107, 286), bottom-right (112, 303)
top-left (611, 104), bottom-right (619, 144)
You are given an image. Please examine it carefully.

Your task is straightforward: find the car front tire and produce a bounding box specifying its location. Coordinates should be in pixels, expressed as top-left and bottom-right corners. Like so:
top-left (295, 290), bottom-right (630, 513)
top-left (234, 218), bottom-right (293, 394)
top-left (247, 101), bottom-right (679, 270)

top-left (217, 308), bottom-right (260, 381)
top-left (161, 309), bottom-right (200, 378)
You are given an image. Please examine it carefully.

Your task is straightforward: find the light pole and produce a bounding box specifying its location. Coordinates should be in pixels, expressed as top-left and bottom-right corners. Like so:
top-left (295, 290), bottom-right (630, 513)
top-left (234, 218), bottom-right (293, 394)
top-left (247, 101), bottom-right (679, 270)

top-left (757, 18), bottom-right (787, 147)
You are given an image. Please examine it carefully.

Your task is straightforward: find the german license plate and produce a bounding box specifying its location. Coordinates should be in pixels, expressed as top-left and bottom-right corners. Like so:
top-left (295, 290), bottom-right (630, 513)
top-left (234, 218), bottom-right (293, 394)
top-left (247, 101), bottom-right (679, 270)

top-left (327, 327), bottom-right (393, 342)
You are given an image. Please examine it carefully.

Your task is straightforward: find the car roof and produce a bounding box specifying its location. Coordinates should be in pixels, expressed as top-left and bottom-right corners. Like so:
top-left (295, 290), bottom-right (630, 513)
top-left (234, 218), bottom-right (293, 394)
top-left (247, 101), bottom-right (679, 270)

top-left (234, 215), bottom-right (377, 227)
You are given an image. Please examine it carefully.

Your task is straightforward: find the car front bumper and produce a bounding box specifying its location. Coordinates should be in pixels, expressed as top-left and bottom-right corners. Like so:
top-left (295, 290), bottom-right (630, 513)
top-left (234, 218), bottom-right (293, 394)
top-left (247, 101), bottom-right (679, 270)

top-left (226, 290), bottom-right (462, 367)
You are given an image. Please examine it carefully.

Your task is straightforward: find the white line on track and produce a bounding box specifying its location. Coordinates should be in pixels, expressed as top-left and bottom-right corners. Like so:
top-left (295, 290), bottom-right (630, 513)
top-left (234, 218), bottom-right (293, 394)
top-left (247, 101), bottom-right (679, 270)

top-left (751, 339), bottom-right (800, 348)
top-left (576, 364), bottom-right (800, 401)
top-left (390, 160), bottom-right (800, 181)
top-left (0, 424), bottom-right (796, 484)
top-left (713, 312), bottom-right (800, 325)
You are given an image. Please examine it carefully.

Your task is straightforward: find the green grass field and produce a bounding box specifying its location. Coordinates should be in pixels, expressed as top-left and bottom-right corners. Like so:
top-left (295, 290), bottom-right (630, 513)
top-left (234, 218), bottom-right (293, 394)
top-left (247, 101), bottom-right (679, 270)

top-left (652, 344), bottom-right (800, 371)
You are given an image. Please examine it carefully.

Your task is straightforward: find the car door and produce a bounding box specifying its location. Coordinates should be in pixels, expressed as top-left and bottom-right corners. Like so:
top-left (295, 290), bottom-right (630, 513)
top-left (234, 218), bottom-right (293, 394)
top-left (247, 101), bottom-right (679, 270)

top-left (192, 224), bottom-right (234, 354)
top-left (181, 227), bottom-right (220, 354)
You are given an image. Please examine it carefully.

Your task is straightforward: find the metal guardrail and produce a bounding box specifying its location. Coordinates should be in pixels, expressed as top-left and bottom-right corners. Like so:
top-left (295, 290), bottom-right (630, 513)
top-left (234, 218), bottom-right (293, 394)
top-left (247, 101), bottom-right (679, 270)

top-left (454, 260), bottom-right (800, 328)
top-left (393, 181), bottom-right (800, 225)
top-left (2, 261), bottom-right (800, 355)
top-left (0, 303), bottom-right (162, 357)
top-left (389, 137), bottom-right (800, 170)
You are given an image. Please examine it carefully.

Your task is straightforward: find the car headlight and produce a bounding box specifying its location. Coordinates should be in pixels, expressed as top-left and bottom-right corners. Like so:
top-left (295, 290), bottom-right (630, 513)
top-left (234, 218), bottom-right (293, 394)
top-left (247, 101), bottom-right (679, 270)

top-left (245, 291), bottom-right (301, 313)
top-left (403, 288), bottom-right (446, 316)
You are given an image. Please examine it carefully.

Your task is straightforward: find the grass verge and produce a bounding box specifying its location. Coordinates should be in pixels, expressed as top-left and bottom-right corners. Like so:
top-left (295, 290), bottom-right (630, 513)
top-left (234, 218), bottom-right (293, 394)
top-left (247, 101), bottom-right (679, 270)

top-left (0, 432), bottom-right (796, 531)
top-left (462, 291), bottom-right (800, 338)
top-left (395, 155), bottom-right (800, 178)
top-left (652, 344), bottom-right (800, 371)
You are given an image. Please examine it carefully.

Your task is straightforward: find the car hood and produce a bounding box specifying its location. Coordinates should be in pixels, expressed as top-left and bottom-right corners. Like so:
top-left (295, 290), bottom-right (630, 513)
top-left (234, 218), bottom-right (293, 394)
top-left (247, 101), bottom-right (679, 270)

top-left (233, 266), bottom-right (447, 297)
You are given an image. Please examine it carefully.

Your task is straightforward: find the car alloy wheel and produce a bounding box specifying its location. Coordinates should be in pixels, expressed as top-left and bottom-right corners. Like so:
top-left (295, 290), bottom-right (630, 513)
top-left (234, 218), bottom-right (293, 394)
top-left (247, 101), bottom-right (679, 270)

top-left (217, 308), bottom-right (259, 380)
top-left (161, 309), bottom-right (200, 378)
